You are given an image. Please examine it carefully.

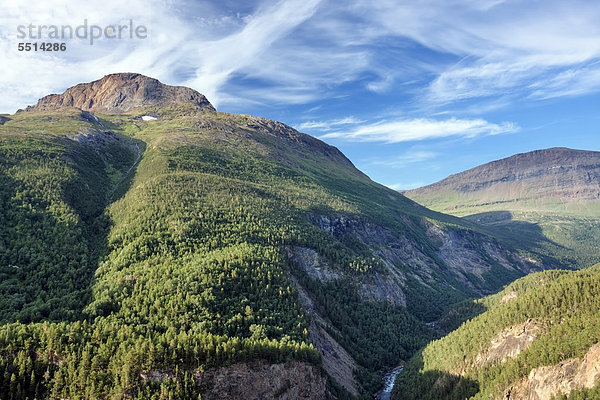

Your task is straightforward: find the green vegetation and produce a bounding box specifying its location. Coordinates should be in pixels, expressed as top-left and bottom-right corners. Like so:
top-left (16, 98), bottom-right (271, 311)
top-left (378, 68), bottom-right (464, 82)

top-left (461, 210), bottom-right (600, 270)
top-left (405, 174), bottom-right (600, 270)
top-left (393, 264), bottom-right (600, 400)
top-left (554, 385), bottom-right (600, 400)
top-left (0, 109), bottom-right (322, 398)
top-left (0, 104), bottom-right (563, 398)
top-left (0, 127), bottom-right (134, 322)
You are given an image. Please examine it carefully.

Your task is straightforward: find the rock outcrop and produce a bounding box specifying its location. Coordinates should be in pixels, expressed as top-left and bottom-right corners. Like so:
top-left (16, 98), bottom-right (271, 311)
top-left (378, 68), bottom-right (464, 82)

top-left (66, 127), bottom-right (119, 147)
top-left (25, 73), bottom-right (215, 113)
top-left (196, 360), bottom-right (326, 400)
top-left (308, 214), bottom-right (537, 296)
top-left (505, 343), bottom-right (600, 400)
top-left (285, 246), bottom-right (339, 282)
top-left (476, 320), bottom-right (541, 367)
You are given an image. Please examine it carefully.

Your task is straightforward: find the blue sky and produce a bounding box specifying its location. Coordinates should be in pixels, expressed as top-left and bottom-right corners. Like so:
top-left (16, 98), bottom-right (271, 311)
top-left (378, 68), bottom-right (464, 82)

top-left (2, 0), bottom-right (600, 189)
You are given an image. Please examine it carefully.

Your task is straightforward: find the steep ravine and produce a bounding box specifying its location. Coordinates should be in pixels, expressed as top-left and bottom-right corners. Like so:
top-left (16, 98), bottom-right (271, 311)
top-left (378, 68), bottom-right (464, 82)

top-left (288, 272), bottom-right (361, 397)
top-left (285, 211), bottom-right (540, 397)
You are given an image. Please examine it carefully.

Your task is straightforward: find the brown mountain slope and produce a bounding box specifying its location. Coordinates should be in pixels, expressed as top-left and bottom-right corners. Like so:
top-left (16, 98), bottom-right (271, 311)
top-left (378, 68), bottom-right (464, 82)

top-left (23, 72), bottom-right (215, 113)
top-left (404, 147), bottom-right (600, 217)
top-left (404, 147), bottom-right (600, 268)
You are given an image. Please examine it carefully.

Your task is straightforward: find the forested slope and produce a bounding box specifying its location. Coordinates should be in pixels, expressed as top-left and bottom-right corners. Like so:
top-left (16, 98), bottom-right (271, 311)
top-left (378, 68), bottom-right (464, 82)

top-left (0, 74), bottom-right (548, 399)
top-left (393, 264), bottom-right (600, 400)
top-left (404, 148), bottom-right (600, 269)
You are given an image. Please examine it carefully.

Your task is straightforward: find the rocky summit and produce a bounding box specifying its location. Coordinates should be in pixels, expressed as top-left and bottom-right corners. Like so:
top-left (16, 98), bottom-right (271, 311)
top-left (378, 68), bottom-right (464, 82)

top-left (24, 73), bottom-right (215, 113)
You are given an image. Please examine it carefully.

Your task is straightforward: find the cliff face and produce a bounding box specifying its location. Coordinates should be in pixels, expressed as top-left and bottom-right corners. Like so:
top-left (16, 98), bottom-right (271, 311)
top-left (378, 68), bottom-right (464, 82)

top-left (475, 320), bottom-right (541, 368)
top-left (287, 273), bottom-right (362, 397)
top-left (307, 214), bottom-right (537, 297)
top-left (505, 343), bottom-right (600, 400)
top-left (140, 361), bottom-right (326, 400)
top-left (197, 361), bottom-right (326, 400)
top-left (404, 147), bottom-right (600, 269)
top-left (24, 73), bottom-right (215, 113)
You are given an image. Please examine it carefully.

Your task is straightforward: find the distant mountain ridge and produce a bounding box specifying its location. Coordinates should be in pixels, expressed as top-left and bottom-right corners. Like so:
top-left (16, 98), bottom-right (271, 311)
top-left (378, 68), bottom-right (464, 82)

top-left (404, 147), bottom-right (600, 269)
top-left (405, 147), bottom-right (600, 215)
top-left (24, 73), bottom-right (215, 113)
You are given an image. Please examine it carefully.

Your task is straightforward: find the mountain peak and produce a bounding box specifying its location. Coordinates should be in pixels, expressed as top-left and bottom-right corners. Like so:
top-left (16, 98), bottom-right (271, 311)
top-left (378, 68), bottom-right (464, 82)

top-left (438, 147), bottom-right (599, 185)
top-left (404, 147), bottom-right (600, 216)
top-left (25, 73), bottom-right (215, 113)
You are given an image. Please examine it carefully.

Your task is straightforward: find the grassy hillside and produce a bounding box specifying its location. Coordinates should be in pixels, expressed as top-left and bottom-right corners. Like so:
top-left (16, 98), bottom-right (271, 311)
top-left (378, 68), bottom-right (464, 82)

top-left (466, 210), bottom-right (600, 269)
top-left (404, 148), bottom-right (600, 269)
top-left (0, 102), bottom-right (547, 399)
top-left (393, 264), bottom-right (600, 400)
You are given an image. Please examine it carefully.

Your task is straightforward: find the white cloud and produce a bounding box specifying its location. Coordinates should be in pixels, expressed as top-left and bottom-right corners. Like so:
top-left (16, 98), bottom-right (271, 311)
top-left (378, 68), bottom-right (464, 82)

top-left (217, 86), bottom-right (322, 108)
top-left (321, 117), bottom-right (519, 143)
top-left (528, 63), bottom-right (600, 100)
top-left (183, 0), bottom-right (323, 107)
top-left (356, 0), bottom-right (600, 105)
top-left (2, 0), bottom-right (600, 113)
top-left (296, 116), bottom-right (364, 131)
top-left (386, 182), bottom-right (426, 190)
top-left (371, 151), bottom-right (439, 167)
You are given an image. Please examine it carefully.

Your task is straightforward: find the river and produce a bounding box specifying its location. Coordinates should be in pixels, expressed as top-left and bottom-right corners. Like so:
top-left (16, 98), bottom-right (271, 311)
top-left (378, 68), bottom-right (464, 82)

top-left (380, 367), bottom-right (404, 400)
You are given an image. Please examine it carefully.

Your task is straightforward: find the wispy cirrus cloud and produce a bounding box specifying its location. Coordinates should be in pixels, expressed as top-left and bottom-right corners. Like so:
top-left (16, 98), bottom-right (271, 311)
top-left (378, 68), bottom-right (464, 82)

top-left (184, 0), bottom-right (323, 106)
top-left (320, 117), bottom-right (519, 143)
top-left (365, 0), bottom-right (600, 106)
top-left (370, 151), bottom-right (439, 167)
top-left (2, 0), bottom-right (600, 114)
top-left (296, 116), bottom-right (364, 131)
top-left (386, 182), bottom-right (427, 191)
top-left (528, 63), bottom-right (600, 100)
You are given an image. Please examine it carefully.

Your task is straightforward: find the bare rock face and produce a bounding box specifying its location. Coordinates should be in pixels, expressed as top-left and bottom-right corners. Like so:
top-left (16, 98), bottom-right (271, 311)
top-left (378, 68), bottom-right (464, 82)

top-left (25, 73), bottom-right (215, 113)
top-left (505, 343), bottom-right (600, 400)
top-left (476, 320), bottom-right (541, 367)
top-left (289, 274), bottom-right (361, 397)
top-left (307, 214), bottom-right (536, 297)
top-left (66, 128), bottom-right (119, 147)
top-left (285, 246), bottom-right (339, 282)
top-left (196, 360), bottom-right (326, 400)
